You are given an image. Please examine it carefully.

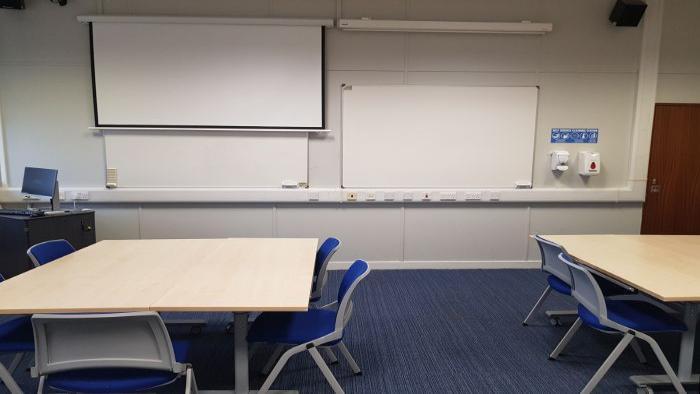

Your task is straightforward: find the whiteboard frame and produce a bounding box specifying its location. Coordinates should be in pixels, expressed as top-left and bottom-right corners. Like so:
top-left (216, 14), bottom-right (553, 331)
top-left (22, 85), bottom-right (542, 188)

top-left (340, 84), bottom-right (540, 189)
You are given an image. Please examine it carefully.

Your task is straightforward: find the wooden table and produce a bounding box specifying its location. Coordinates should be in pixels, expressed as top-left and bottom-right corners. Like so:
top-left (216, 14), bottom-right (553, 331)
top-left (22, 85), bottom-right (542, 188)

top-left (0, 238), bottom-right (319, 394)
top-left (540, 234), bottom-right (700, 389)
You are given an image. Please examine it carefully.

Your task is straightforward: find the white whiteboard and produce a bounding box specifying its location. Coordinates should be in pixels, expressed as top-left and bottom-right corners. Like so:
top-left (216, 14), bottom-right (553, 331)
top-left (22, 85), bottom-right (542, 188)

top-left (342, 85), bottom-right (538, 188)
top-left (104, 132), bottom-right (307, 188)
top-left (91, 22), bottom-right (323, 128)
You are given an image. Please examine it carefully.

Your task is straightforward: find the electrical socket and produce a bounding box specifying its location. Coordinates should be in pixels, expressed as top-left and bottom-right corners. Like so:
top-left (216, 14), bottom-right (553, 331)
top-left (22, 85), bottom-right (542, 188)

top-left (308, 192), bottom-right (320, 201)
top-left (464, 192), bottom-right (482, 201)
top-left (346, 192), bottom-right (357, 202)
top-left (440, 192), bottom-right (457, 201)
top-left (384, 192), bottom-right (395, 201)
top-left (365, 192), bottom-right (376, 201)
top-left (73, 191), bottom-right (90, 201)
top-left (421, 192), bottom-right (431, 201)
top-left (403, 192), bottom-right (414, 201)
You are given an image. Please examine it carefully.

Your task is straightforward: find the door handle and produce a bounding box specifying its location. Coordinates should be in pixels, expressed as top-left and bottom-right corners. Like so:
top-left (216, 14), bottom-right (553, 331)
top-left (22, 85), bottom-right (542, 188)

top-left (649, 178), bottom-right (660, 193)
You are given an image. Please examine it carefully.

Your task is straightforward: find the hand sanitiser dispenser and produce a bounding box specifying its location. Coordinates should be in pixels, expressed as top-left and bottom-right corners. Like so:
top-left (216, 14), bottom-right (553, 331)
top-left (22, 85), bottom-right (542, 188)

top-left (578, 151), bottom-right (601, 176)
top-left (550, 151), bottom-right (570, 173)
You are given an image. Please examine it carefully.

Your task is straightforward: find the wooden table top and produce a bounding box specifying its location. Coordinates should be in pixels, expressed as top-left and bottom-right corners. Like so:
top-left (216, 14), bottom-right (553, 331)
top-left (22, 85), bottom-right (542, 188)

top-left (0, 238), bottom-right (318, 314)
top-left (540, 234), bottom-right (700, 302)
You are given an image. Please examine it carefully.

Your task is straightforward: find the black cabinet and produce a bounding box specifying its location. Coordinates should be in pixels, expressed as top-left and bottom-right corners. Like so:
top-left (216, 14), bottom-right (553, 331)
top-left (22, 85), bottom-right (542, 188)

top-left (0, 211), bottom-right (96, 278)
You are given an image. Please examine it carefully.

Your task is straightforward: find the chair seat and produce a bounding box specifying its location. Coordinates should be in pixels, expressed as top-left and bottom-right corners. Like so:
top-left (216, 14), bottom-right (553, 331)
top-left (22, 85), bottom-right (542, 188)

top-left (547, 275), bottom-right (571, 295)
top-left (46, 339), bottom-right (190, 393)
top-left (0, 316), bottom-right (34, 353)
top-left (248, 309), bottom-right (338, 345)
top-left (579, 300), bottom-right (687, 333)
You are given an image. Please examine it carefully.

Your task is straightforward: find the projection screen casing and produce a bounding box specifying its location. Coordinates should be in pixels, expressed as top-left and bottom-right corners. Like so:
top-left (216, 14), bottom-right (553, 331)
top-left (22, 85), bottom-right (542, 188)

top-left (90, 22), bottom-right (324, 128)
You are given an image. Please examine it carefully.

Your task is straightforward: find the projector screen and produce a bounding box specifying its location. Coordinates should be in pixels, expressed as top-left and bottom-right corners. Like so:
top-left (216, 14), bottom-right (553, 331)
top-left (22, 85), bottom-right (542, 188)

top-left (89, 21), bottom-right (324, 128)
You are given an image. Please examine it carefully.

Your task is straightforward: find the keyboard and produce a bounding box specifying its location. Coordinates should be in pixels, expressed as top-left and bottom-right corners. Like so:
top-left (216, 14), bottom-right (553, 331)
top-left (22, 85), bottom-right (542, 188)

top-left (0, 209), bottom-right (45, 217)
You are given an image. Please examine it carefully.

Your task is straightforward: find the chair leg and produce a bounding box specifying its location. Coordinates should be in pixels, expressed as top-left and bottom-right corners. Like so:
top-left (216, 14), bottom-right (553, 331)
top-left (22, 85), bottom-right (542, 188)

top-left (523, 285), bottom-right (552, 326)
top-left (636, 331), bottom-right (687, 394)
top-left (0, 362), bottom-right (23, 394)
top-left (261, 344), bottom-right (285, 375)
top-left (323, 346), bottom-right (338, 364)
top-left (549, 317), bottom-right (582, 360)
top-left (259, 344), bottom-right (306, 393)
top-left (308, 347), bottom-right (345, 394)
top-left (185, 366), bottom-right (198, 394)
top-left (37, 375), bottom-right (46, 394)
top-left (630, 338), bottom-right (647, 364)
top-left (7, 353), bottom-right (24, 375)
top-left (337, 341), bottom-right (361, 375)
top-left (581, 333), bottom-right (634, 394)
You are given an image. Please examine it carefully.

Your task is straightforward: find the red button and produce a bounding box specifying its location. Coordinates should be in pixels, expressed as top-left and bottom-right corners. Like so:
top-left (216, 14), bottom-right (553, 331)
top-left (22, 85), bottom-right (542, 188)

top-left (590, 162), bottom-right (597, 170)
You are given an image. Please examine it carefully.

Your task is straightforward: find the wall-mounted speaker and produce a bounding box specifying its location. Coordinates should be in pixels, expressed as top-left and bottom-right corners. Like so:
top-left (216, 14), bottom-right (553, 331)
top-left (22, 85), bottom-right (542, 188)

top-left (609, 0), bottom-right (647, 27)
top-left (0, 0), bottom-right (25, 9)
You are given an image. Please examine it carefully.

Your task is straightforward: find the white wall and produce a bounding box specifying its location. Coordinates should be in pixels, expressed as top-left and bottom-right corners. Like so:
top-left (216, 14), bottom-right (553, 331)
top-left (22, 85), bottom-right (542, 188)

top-left (656, 0), bottom-right (700, 103)
top-left (4, 0), bottom-right (693, 267)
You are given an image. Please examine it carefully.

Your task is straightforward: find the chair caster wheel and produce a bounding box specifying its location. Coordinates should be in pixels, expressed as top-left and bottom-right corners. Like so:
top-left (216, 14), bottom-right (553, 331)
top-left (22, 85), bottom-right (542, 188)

top-left (329, 360), bottom-right (339, 365)
top-left (548, 356), bottom-right (555, 361)
top-left (549, 317), bottom-right (561, 326)
top-left (225, 322), bottom-right (234, 334)
top-left (354, 371), bottom-right (362, 376)
top-left (522, 322), bottom-right (528, 326)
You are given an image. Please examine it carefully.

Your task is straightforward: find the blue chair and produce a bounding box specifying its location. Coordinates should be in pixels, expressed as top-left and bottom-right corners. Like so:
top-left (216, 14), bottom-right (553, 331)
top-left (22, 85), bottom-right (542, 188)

top-left (523, 235), bottom-right (634, 326)
top-left (310, 237), bottom-right (341, 303)
top-left (27, 239), bottom-right (75, 268)
top-left (31, 312), bottom-right (197, 393)
top-left (552, 253), bottom-right (686, 394)
top-left (260, 237), bottom-right (342, 374)
top-left (0, 274), bottom-right (34, 394)
top-left (248, 259), bottom-right (370, 394)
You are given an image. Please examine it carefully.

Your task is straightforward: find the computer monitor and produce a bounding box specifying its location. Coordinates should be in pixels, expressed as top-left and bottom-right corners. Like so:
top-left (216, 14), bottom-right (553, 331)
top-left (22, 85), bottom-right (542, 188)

top-left (21, 167), bottom-right (59, 211)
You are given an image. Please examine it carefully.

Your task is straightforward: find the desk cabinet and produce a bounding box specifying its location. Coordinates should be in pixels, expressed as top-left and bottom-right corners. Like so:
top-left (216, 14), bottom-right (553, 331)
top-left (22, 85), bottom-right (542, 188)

top-left (0, 211), bottom-right (96, 278)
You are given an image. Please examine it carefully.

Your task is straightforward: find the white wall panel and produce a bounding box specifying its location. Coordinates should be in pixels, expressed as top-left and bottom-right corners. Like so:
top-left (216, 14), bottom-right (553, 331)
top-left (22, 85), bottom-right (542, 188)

top-left (0, 0), bottom-right (94, 66)
top-left (139, 204), bottom-right (273, 239)
top-left (406, 0), bottom-right (537, 22)
top-left (658, 0), bottom-right (700, 74)
top-left (89, 204), bottom-right (141, 241)
top-left (271, 0), bottom-right (334, 18)
top-left (0, 65), bottom-right (104, 187)
top-left (527, 203), bottom-right (643, 260)
top-left (404, 205), bottom-right (530, 261)
top-left (103, 0), bottom-right (271, 17)
top-left (539, 0), bottom-right (641, 73)
top-left (276, 204), bottom-right (403, 262)
top-left (341, 0), bottom-right (406, 19)
top-left (326, 30), bottom-right (405, 71)
top-left (656, 74), bottom-right (700, 103)
top-left (534, 72), bottom-right (636, 188)
top-left (406, 34), bottom-right (539, 72)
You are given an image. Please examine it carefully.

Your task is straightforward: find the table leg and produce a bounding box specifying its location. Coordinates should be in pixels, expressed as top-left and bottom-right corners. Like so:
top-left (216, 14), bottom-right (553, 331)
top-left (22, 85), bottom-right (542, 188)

top-left (630, 303), bottom-right (700, 390)
top-left (678, 303), bottom-right (698, 380)
top-left (234, 312), bottom-right (250, 394)
top-left (198, 313), bottom-right (297, 394)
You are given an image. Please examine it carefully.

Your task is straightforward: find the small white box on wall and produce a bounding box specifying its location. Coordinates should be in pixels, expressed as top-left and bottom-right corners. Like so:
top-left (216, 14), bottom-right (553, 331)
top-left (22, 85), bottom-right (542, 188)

top-left (578, 152), bottom-right (601, 176)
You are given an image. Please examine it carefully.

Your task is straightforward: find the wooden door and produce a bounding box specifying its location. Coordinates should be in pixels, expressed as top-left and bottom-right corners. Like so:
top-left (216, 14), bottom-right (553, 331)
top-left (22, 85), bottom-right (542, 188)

top-left (641, 104), bottom-right (700, 234)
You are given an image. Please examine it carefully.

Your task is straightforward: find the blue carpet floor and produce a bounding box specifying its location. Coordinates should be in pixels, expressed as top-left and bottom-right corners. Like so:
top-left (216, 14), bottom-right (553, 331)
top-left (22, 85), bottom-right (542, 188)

top-left (2, 269), bottom-right (697, 393)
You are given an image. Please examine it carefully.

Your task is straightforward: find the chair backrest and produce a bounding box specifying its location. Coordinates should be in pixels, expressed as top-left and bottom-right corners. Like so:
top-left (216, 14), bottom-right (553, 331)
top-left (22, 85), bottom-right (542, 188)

top-left (32, 312), bottom-right (184, 376)
top-left (27, 239), bottom-right (75, 267)
top-left (334, 259), bottom-right (370, 331)
top-left (558, 253), bottom-right (608, 321)
top-left (310, 237), bottom-right (341, 300)
top-left (534, 235), bottom-right (572, 285)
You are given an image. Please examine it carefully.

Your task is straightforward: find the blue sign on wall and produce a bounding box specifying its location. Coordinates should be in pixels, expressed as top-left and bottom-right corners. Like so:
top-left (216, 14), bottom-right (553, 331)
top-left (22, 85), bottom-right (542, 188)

top-left (551, 128), bottom-right (599, 143)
